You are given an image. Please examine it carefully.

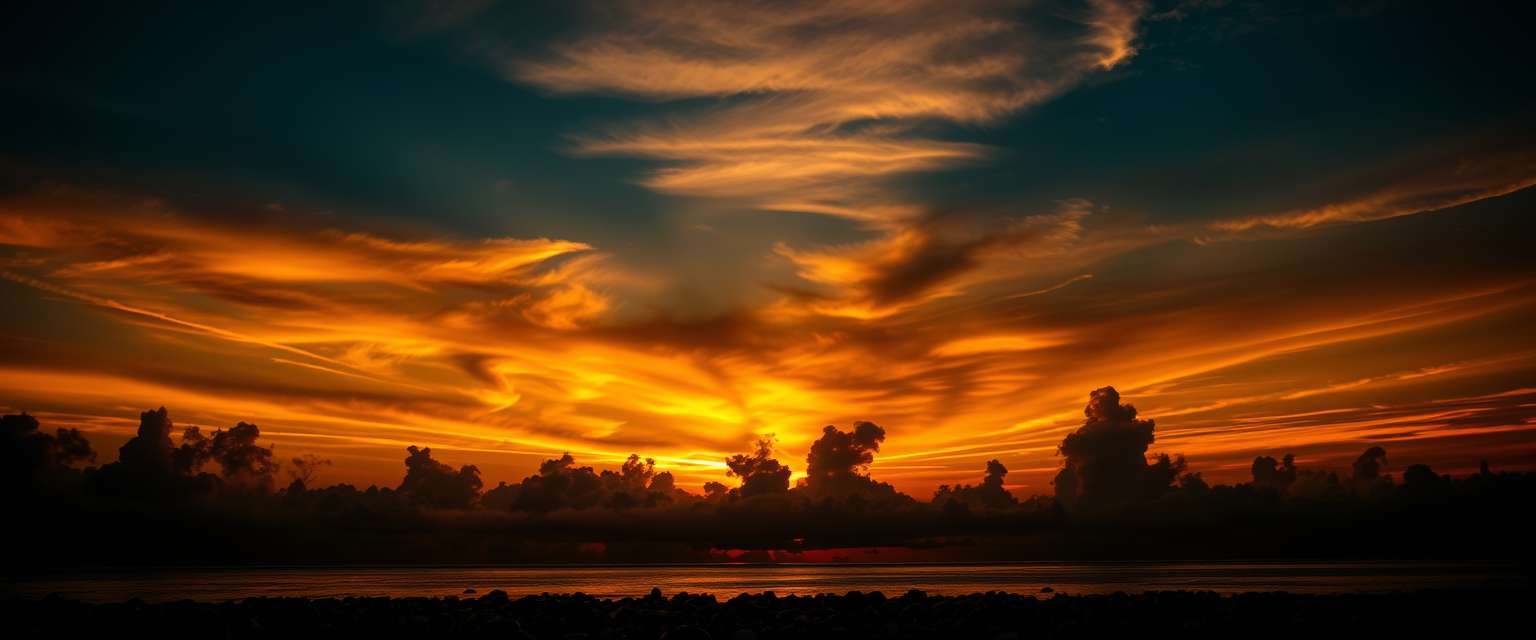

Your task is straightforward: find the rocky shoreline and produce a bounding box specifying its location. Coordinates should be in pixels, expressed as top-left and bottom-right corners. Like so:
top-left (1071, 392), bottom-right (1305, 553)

top-left (4, 587), bottom-right (1528, 638)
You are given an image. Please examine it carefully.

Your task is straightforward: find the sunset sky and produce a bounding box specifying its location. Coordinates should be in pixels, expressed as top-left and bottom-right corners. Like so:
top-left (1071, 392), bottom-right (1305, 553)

top-left (2, 0), bottom-right (1534, 496)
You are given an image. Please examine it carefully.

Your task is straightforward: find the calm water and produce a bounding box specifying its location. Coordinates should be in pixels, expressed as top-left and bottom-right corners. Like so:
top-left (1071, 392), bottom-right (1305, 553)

top-left (4, 562), bottom-right (1526, 602)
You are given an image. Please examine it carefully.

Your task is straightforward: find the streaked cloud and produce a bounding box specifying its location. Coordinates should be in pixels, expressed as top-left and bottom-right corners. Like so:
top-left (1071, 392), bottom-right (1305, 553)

top-left (512, 0), bottom-right (1148, 221)
top-left (1204, 136), bottom-right (1536, 238)
top-left (2, 181), bottom-right (1532, 491)
top-left (770, 202), bottom-right (1091, 317)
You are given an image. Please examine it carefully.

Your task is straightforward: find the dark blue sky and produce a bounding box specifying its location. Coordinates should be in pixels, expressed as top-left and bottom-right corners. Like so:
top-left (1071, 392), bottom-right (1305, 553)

top-left (6, 2), bottom-right (1531, 249)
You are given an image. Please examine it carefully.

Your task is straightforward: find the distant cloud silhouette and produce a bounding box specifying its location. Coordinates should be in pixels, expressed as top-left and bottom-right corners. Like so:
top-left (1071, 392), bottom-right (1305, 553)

top-left (398, 446), bottom-right (483, 509)
top-left (1053, 387), bottom-right (1184, 511)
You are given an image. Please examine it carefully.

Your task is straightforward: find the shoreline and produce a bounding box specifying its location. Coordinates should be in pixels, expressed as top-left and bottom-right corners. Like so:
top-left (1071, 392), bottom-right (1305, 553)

top-left (6, 559), bottom-right (1526, 603)
top-left (7, 588), bottom-right (1530, 638)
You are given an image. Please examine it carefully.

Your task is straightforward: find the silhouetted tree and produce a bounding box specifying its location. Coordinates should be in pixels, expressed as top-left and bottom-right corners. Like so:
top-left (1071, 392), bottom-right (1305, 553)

top-left (1251, 453), bottom-right (1297, 490)
top-left (1, 412), bottom-right (94, 494)
top-left (726, 437), bottom-right (792, 498)
top-left (1053, 387), bottom-right (1184, 511)
top-left (933, 459), bottom-right (1018, 510)
top-left (398, 446), bottom-right (483, 509)
top-left (173, 422), bottom-right (280, 490)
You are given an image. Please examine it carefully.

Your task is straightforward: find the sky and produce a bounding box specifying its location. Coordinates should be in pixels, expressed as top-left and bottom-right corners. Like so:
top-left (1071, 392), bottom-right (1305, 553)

top-left (2, 0), bottom-right (1534, 496)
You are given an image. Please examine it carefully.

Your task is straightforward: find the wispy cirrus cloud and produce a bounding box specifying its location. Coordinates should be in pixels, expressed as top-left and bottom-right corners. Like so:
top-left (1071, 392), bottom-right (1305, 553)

top-left (0, 187), bottom-right (618, 329)
top-left (511, 0), bottom-right (1148, 222)
top-left (1202, 133), bottom-right (1536, 238)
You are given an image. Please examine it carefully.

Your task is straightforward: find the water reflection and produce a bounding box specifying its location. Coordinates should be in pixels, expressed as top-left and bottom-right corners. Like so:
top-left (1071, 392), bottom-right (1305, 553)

top-left (6, 562), bottom-right (1525, 602)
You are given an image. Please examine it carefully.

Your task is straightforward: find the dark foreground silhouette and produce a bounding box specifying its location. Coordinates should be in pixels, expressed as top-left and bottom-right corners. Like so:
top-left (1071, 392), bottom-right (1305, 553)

top-left (9, 387), bottom-right (1536, 566)
top-left (4, 588), bottom-right (1529, 639)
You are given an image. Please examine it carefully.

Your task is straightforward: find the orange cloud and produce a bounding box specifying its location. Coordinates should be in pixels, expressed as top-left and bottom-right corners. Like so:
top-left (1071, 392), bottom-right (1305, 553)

top-left (2, 185), bottom-right (1533, 493)
top-left (769, 203), bottom-right (1093, 318)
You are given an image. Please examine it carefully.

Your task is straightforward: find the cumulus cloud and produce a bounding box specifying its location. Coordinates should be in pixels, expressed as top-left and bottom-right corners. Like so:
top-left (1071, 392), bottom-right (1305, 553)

top-left (1053, 386), bottom-right (1184, 510)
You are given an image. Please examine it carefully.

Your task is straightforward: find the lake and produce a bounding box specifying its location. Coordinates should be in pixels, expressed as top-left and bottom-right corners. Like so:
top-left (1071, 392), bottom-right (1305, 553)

top-left (4, 561), bottom-right (1526, 602)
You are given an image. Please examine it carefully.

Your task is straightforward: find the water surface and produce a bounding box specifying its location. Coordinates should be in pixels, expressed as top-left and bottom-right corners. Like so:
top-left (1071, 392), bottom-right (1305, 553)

top-left (5, 561), bottom-right (1524, 602)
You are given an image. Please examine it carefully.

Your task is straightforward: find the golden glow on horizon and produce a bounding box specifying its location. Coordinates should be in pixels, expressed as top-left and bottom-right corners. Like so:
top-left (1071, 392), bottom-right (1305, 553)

top-left (2, 189), bottom-right (1533, 492)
